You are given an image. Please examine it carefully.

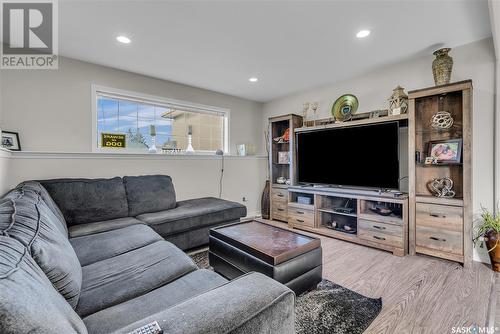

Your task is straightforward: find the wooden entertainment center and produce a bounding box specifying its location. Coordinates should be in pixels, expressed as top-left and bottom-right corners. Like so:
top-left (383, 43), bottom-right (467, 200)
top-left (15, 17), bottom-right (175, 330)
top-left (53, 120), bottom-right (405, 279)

top-left (286, 186), bottom-right (408, 256)
top-left (268, 81), bottom-right (472, 263)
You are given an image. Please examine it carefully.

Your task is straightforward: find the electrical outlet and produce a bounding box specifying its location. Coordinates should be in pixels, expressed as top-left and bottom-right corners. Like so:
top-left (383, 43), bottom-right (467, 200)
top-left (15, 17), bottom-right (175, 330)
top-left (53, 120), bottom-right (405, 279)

top-left (242, 197), bottom-right (248, 202)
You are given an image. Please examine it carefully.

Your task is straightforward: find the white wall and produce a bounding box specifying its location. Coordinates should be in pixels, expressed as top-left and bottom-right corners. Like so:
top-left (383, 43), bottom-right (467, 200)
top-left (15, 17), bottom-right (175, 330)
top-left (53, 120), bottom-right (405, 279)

top-left (263, 38), bottom-right (496, 262)
top-left (0, 149), bottom-right (10, 195)
top-left (490, 0), bottom-right (500, 207)
top-left (1, 56), bottom-right (264, 154)
top-left (0, 56), bottom-right (267, 215)
top-left (0, 70), bottom-right (8, 195)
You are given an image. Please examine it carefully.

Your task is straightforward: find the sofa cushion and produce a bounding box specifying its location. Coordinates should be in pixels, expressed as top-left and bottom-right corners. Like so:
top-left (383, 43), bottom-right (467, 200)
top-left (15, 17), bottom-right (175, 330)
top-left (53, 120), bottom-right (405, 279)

top-left (123, 175), bottom-right (176, 216)
top-left (40, 177), bottom-right (129, 226)
top-left (136, 197), bottom-right (246, 237)
top-left (17, 181), bottom-right (68, 235)
top-left (0, 236), bottom-right (88, 334)
top-left (76, 240), bottom-right (197, 317)
top-left (109, 272), bottom-right (294, 334)
top-left (70, 224), bottom-right (163, 266)
top-left (83, 269), bottom-right (227, 334)
top-left (0, 189), bottom-right (83, 309)
top-left (68, 217), bottom-right (144, 238)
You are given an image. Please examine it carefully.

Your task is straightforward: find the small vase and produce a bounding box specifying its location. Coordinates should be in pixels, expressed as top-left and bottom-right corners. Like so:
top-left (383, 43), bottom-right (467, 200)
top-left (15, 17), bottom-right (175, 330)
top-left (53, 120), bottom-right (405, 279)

top-left (485, 230), bottom-right (500, 272)
top-left (432, 48), bottom-right (453, 86)
top-left (261, 180), bottom-right (270, 219)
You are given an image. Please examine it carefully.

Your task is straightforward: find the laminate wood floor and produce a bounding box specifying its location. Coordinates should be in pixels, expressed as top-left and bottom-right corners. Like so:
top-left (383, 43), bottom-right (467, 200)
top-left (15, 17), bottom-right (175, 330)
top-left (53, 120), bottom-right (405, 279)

top-left (262, 219), bottom-right (497, 334)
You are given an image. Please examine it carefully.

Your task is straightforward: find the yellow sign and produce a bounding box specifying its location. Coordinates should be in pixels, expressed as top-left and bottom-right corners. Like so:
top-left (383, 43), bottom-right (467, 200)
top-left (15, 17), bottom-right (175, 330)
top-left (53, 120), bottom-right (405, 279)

top-left (101, 133), bottom-right (126, 149)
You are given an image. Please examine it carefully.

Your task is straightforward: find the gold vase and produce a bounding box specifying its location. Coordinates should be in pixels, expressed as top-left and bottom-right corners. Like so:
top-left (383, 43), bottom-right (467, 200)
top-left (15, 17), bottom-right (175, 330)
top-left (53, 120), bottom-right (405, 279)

top-left (432, 48), bottom-right (453, 86)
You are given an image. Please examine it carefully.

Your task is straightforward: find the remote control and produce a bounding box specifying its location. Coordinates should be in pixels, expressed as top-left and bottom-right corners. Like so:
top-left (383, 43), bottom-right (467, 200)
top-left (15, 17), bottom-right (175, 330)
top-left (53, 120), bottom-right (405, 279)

top-left (127, 321), bottom-right (163, 334)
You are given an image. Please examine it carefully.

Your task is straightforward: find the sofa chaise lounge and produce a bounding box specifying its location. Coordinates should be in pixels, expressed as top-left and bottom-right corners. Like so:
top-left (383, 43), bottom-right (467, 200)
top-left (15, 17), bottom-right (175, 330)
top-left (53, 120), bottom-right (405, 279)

top-left (0, 176), bottom-right (295, 333)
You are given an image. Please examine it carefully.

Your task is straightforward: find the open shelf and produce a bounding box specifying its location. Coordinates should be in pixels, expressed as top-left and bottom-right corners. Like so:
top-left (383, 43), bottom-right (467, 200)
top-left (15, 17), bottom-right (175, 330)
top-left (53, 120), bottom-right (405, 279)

top-left (317, 208), bottom-right (357, 218)
top-left (288, 202), bottom-right (314, 210)
top-left (416, 163), bottom-right (463, 168)
top-left (358, 199), bottom-right (403, 225)
top-left (315, 226), bottom-right (358, 241)
top-left (288, 192), bottom-right (314, 207)
top-left (295, 114), bottom-right (408, 133)
top-left (414, 91), bottom-right (464, 200)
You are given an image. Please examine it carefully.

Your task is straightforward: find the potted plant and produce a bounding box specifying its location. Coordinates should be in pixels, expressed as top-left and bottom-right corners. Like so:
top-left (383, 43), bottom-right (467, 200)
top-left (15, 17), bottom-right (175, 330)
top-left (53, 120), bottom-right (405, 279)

top-left (474, 208), bottom-right (500, 272)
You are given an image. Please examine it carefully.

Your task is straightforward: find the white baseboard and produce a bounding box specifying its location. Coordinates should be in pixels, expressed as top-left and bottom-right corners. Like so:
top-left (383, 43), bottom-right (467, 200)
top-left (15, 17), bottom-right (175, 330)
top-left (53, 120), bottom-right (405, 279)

top-left (241, 212), bottom-right (262, 221)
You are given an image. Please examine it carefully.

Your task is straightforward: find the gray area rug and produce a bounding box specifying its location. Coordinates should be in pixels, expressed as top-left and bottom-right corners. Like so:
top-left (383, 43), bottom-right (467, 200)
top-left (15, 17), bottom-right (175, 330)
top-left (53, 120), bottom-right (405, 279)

top-left (188, 249), bottom-right (382, 334)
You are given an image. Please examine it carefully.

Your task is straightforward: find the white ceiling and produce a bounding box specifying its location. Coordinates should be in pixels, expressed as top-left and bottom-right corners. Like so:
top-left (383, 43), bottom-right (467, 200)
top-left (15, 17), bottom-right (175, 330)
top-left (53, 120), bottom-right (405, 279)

top-left (57, 0), bottom-right (492, 102)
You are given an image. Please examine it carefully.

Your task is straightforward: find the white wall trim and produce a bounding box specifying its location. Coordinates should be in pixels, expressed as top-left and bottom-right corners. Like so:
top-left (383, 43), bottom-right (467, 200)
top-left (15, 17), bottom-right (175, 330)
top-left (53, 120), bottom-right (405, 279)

top-left (0, 148), bottom-right (12, 158)
top-left (9, 150), bottom-right (267, 161)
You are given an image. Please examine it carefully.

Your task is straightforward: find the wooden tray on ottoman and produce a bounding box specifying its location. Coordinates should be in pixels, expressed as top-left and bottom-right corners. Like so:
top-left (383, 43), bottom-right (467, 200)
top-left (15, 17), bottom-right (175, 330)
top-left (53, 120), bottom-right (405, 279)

top-left (209, 220), bottom-right (322, 295)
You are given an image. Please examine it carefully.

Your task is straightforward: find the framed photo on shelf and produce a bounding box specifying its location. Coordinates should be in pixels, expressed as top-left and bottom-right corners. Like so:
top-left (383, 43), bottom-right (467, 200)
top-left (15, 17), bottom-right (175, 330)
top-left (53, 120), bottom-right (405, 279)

top-left (1, 131), bottom-right (21, 151)
top-left (278, 151), bottom-right (290, 164)
top-left (427, 138), bottom-right (462, 164)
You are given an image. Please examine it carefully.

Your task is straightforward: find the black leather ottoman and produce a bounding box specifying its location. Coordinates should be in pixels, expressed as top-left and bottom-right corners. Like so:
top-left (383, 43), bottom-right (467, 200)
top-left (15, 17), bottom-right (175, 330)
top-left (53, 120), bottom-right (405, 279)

top-left (209, 220), bottom-right (322, 295)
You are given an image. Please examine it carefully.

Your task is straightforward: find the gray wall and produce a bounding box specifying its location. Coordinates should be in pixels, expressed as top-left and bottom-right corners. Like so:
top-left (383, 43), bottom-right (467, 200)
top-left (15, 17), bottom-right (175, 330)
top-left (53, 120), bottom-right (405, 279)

top-left (1, 56), bottom-right (264, 154)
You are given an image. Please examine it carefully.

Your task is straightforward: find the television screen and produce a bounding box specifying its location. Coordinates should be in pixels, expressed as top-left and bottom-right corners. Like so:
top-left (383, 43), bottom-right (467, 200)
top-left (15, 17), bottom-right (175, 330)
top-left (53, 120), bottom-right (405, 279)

top-left (297, 122), bottom-right (400, 190)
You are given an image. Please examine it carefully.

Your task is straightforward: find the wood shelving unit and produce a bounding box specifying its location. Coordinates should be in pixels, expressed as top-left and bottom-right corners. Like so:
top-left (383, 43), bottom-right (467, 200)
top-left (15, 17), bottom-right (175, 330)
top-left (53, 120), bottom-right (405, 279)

top-left (269, 114), bottom-right (303, 222)
top-left (408, 80), bottom-right (472, 266)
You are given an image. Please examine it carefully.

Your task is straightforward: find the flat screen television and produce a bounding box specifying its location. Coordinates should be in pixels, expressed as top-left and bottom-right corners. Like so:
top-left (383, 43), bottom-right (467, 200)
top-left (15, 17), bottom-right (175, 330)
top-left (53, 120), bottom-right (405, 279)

top-left (297, 122), bottom-right (400, 190)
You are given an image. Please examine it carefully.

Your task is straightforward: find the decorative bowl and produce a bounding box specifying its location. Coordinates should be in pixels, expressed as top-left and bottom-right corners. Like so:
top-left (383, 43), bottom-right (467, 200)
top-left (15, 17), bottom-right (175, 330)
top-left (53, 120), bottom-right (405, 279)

top-left (331, 94), bottom-right (359, 122)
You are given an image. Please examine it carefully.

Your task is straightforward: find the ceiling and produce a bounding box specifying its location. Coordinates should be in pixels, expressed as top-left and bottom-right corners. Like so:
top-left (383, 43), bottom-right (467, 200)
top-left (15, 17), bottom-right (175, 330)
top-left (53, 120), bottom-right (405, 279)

top-left (57, 0), bottom-right (492, 102)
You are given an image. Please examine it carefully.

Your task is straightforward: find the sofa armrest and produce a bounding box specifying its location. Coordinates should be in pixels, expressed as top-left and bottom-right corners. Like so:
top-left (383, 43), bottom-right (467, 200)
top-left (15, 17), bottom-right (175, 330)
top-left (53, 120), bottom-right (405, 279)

top-left (112, 272), bottom-right (295, 334)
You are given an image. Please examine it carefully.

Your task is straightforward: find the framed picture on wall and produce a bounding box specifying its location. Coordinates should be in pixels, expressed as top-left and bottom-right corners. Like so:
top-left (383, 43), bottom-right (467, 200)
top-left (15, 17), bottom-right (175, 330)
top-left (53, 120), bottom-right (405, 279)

top-left (428, 139), bottom-right (462, 164)
top-left (1, 131), bottom-right (21, 151)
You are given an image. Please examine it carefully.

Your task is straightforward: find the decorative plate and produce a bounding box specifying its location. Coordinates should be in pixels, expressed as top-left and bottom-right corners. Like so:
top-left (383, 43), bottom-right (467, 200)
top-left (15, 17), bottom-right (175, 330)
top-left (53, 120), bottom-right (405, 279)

top-left (331, 94), bottom-right (359, 122)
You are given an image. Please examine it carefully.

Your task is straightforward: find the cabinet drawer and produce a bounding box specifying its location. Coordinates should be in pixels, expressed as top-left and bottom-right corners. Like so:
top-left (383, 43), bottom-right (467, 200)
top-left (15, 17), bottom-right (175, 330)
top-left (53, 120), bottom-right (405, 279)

top-left (358, 219), bottom-right (403, 248)
top-left (288, 207), bottom-right (314, 227)
top-left (358, 219), bottom-right (403, 237)
top-left (416, 225), bottom-right (463, 255)
top-left (272, 202), bottom-right (287, 221)
top-left (271, 188), bottom-right (288, 202)
top-left (416, 203), bottom-right (463, 230)
top-left (416, 203), bottom-right (463, 255)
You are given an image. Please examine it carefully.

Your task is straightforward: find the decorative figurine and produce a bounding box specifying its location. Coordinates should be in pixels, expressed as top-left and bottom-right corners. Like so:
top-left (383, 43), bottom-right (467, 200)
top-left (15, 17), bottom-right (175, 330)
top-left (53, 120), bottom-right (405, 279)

top-left (388, 86), bottom-right (408, 115)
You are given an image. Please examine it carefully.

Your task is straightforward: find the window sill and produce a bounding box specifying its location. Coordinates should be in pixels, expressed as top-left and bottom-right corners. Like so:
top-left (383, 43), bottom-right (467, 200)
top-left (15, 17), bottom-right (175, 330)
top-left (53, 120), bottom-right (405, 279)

top-left (9, 150), bottom-right (267, 160)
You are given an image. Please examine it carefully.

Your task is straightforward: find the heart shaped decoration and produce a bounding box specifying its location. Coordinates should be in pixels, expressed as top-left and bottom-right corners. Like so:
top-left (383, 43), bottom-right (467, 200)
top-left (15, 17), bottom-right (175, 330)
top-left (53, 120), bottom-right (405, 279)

top-left (427, 177), bottom-right (456, 198)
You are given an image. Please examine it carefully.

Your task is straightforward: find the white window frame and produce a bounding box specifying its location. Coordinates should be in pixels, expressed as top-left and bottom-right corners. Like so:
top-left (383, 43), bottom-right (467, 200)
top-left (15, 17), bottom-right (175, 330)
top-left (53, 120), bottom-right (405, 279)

top-left (91, 85), bottom-right (230, 154)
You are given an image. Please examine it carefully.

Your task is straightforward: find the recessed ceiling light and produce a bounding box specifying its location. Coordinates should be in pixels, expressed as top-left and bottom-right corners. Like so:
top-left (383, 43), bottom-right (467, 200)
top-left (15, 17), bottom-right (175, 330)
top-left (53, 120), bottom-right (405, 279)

top-left (249, 77), bottom-right (258, 83)
top-left (356, 30), bottom-right (371, 38)
top-left (116, 35), bottom-right (131, 44)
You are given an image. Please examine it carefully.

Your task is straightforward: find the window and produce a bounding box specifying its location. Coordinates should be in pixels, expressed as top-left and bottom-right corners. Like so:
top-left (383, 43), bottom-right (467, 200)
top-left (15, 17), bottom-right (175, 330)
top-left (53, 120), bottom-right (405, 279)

top-left (93, 86), bottom-right (229, 153)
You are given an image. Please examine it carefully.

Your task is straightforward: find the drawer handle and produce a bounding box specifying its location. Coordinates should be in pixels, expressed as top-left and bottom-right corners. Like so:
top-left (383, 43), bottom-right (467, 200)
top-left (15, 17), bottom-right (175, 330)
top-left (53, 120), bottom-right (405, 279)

top-left (277, 208), bottom-right (285, 212)
top-left (296, 219), bottom-right (304, 223)
top-left (296, 211), bottom-right (304, 214)
top-left (277, 194), bottom-right (284, 197)
top-left (373, 236), bottom-right (386, 241)
top-left (429, 236), bottom-right (446, 242)
top-left (430, 213), bottom-right (446, 218)
top-left (373, 225), bottom-right (386, 230)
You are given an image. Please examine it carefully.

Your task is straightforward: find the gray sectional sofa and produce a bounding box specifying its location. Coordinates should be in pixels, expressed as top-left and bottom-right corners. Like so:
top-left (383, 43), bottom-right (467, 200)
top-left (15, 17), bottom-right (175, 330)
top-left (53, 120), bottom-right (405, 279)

top-left (0, 176), bottom-right (295, 334)
top-left (39, 175), bottom-right (247, 250)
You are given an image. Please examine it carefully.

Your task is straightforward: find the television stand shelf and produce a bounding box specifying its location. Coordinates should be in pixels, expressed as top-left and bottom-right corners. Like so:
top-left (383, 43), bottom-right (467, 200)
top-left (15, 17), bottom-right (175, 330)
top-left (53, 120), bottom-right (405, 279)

top-left (286, 186), bottom-right (408, 256)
